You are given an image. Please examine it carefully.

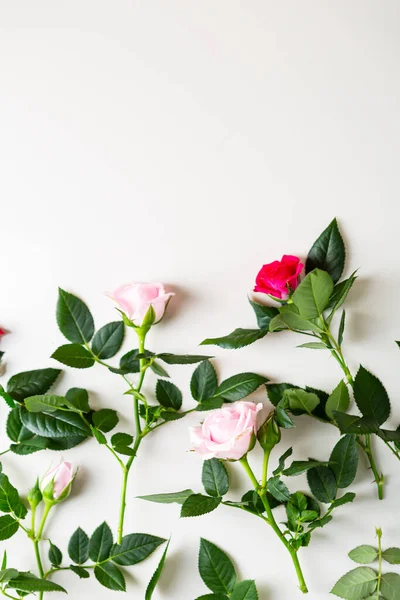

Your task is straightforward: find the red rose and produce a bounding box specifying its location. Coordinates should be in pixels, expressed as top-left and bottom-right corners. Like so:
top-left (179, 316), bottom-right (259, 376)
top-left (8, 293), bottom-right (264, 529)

top-left (254, 255), bottom-right (303, 299)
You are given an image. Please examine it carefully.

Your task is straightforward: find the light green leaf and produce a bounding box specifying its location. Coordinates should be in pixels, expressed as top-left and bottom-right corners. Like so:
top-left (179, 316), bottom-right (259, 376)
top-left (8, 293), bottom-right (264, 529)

top-left (383, 548), bottom-right (400, 565)
top-left (348, 545), bottom-right (378, 564)
top-left (24, 395), bottom-right (71, 413)
top-left (326, 381), bottom-right (350, 421)
top-left (292, 269), bottom-right (334, 319)
top-left (284, 389), bottom-right (320, 415)
top-left (331, 567), bottom-right (377, 599)
top-left (380, 572), bottom-right (400, 600)
top-left (138, 490), bottom-right (194, 505)
top-left (231, 580), bottom-right (258, 600)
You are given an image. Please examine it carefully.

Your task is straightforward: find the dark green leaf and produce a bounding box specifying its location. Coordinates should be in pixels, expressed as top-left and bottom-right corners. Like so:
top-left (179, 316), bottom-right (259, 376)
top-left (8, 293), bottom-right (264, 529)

top-left (111, 433), bottom-right (133, 447)
top-left (7, 573), bottom-right (67, 593)
top-left (196, 398), bottom-right (224, 412)
top-left (292, 269), bottom-right (334, 319)
top-left (157, 354), bottom-right (213, 365)
top-left (273, 447), bottom-right (293, 476)
top-left (51, 344), bottom-right (95, 369)
top-left (92, 322), bottom-right (124, 359)
top-left (70, 565), bottom-right (90, 579)
top-left (202, 459), bottom-right (229, 498)
top-left (68, 528), bottom-right (89, 564)
top-left (282, 460), bottom-right (332, 477)
top-left (113, 445), bottom-right (136, 456)
top-left (330, 492), bottom-right (356, 509)
top-left (94, 562), bottom-right (126, 592)
top-left (7, 369), bottom-right (61, 402)
top-left (306, 218), bottom-right (345, 284)
top-left (201, 329), bottom-right (267, 350)
top-left (56, 288), bottom-right (94, 343)
top-left (150, 361), bottom-right (170, 378)
top-left (0, 516), bottom-right (19, 540)
top-left (10, 438), bottom-right (48, 455)
top-left (327, 274), bottom-right (357, 313)
top-left (145, 539), bottom-right (170, 600)
top-left (330, 567), bottom-right (378, 599)
top-left (92, 409), bottom-right (119, 433)
top-left (191, 361), bottom-right (218, 402)
top-left (138, 490), bottom-right (194, 505)
top-left (181, 494), bottom-right (221, 518)
top-left (284, 389), bottom-right (320, 415)
top-left (267, 477), bottom-right (291, 503)
top-left (348, 546), bottom-right (378, 564)
top-left (307, 465), bottom-right (337, 503)
top-left (21, 408), bottom-right (91, 438)
top-left (326, 381), bottom-right (350, 421)
top-left (6, 408), bottom-right (28, 443)
top-left (353, 366), bottom-right (390, 426)
top-left (338, 311), bottom-right (346, 346)
top-left (248, 299), bottom-right (279, 329)
top-left (275, 399), bottom-right (295, 429)
top-left (48, 542), bottom-right (62, 567)
top-left (195, 596), bottom-right (228, 600)
top-left (330, 435), bottom-right (358, 488)
top-left (376, 428), bottom-right (400, 442)
top-left (111, 533), bottom-right (165, 566)
top-left (333, 412), bottom-right (378, 435)
top-left (25, 395), bottom-right (70, 413)
top-left (156, 380), bottom-right (182, 410)
top-left (231, 580), bottom-right (258, 600)
top-left (199, 538), bottom-right (236, 595)
top-left (0, 474), bottom-right (27, 518)
top-left (214, 373), bottom-right (268, 402)
top-left (46, 436), bottom-right (86, 451)
top-left (0, 391), bottom-right (15, 409)
top-left (89, 522), bottom-right (113, 562)
top-left (383, 548), bottom-right (400, 565)
top-left (381, 572), bottom-right (400, 600)
top-left (65, 388), bottom-right (90, 412)
top-left (267, 383), bottom-right (296, 407)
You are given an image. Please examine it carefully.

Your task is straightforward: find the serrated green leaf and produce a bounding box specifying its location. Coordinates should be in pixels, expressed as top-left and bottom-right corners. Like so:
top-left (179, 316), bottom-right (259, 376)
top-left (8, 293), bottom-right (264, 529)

top-left (271, 306), bottom-right (322, 333)
top-left (213, 373), bottom-right (268, 402)
top-left (201, 329), bottom-right (267, 350)
top-left (202, 459), bottom-right (229, 498)
top-left (348, 545), bottom-right (378, 564)
top-left (94, 562), bottom-right (126, 591)
top-left (199, 538), bottom-right (236, 595)
top-left (273, 447), bottom-right (293, 476)
top-left (56, 288), bottom-right (94, 343)
top-left (307, 465), bottom-right (337, 503)
top-left (353, 366), bottom-right (390, 426)
top-left (191, 361), bottom-right (218, 402)
top-left (157, 353), bottom-right (213, 365)
top-left (329, 492), bottom-right (355, 509)
top-left (89, 522), bottom-right (113, 562)
top-left (25, 395), bottom-right (71, 413)
top-left (20, 408), bottom-right (91, 438)
top-left (275, 399), bottom-right (295, 429)
top-left (327, 273), bottom-right (357, 315)
top-left (338, 310), bottom-right (346, 346)
top-left (181, 494), bottom-right (221, 518)
top-left (156, 380), bottom-right (182, 410)
top-left (51, 344), bottom-right (95, 369)
top-left (282, 460), bottom-right (331, 477)
top-left (333, 412), bottom-right (379, 435)
top-left (284, 389), bottom-right (320, 415)
top-left (297, 342), bottom-right (327, 349)
top-left (306, 218), bottom-right (345, 284)
top-left (10, 438), bottom-right (48, 455)
top-left (7, 369), bottom-right (61, 402)
top-left (330, 434), bottom-right (358, 488)
top-left (70, 565), bottom-right (90, 579)
top-left (48, 542), bottom-right (62, 567)
top-left (111, 433), bottom-right (133, 447)
top-left (92, 409), bottom-right (118, 433)
top-left (92, 321), bottom-right (124, 359)
top-left (196, 398), bottom-right (224, 412)
top-left (292, 269), bottom-right (334, 319)
top-left (381, 572), bottom-right (400, 600)
top-left (111, 534), bottom-right (165, 566)
top-left (383, 548), bottom-right (400, 565)
top-left (248, 299), bottom-right (279, 329)
top-left (267, 477), bottom-right (291, 502)
top-left (145, 538), bottom-right (170, 600)
top-left (231, 580), bottom-right (258, 600)
top-left (331, 567), bottom-right (377, 599)
top-left (150, 361), bottom-right (170, 378)
top-left (138, 490), bottom-right (194, 505)
top-left (267, 383), bottom-right (296, 407)
top-left (7, 573), bottom-right (67, 593)
top-left (0, 474), bottom-right (27, 518)
top-left (65, 388), bottom-right (90, 412)
top-left (0, 516), bottom-right (19, 540)
top-left (68, 528), bottom-right (89, 564)
top-left (326, 381), bottom-right (350, 421)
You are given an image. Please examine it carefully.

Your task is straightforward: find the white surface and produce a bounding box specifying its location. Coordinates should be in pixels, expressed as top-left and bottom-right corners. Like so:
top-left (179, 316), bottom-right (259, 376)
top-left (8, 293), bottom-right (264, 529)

top-left (1, 1), bottom-right (400, 598)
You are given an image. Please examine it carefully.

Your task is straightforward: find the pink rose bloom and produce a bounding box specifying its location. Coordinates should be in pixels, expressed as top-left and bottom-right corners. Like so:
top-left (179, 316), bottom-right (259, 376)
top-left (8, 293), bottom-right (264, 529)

top-left (190, 401), bottom-right (262, 461)
top-left (42, 460), bottom-right (75, 501)
top-left (108, 282), bottom-right (174, 326)
top-left (0, 329), bottom-right (5, 337)
top-left (254, 255), bottom-right (303, 299)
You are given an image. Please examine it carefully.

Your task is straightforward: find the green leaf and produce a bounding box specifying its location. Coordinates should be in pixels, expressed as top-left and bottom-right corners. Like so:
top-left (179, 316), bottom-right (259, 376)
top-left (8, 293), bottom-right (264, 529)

top-left (327, 274), bottom-right (357, 314)
top-left (306, 218), bottom-right (345, 284)
top-left (89, 522), bottom-right (113, 562)
top-left (271, 306), bottom-right (322, 333)
top-left (24, 395), bottom-right (70, 413)
top-left (0, 473), bottom-right (27, 518)
top-left (383, 548), bottom-right (400, 565)
top-left (248, 299), bottom-right (279, 329)
top-left (199, 538), bottom-right (236, 595)
top-left (118, 349), bottom-right (151, 374)
top-left (267, 477), bottom-right (291, 502)
top-left (330, 492), bottom-right (356, 509)
top-left (70, 566), bottom-right (90, 579)
top-left (201, 329), bottom-right (268, 350)
top-left (138, 490), bottom-right (194, 505)
top-left (326, 381), bottom-right (350, 421)
top-left (338, 310), bottom-right (346, 346)
top-left (282, 460), bottom-right (332, 477)
top-left (94, 562), bottom-right (126, 592)
top-left (92, 427), bottom-right (107, 444)
top-left (381, 573), bottom-right (400, 600)
top-left (48, 542), bottom-right (62, 567)
top-left (46, 436), bottom-right (87, 451)
top-left (20, 408), bottom-right (91, 438)
top-left (348, 546), bottom-right (378, 564)
top-left (68, 528), bottom-right (89, 564)
top-left (92, 322), bottom-right (124, 359)
top-left (51, 344), bottom-right (95, 369)
top-left (0, 391), bottom-right (16, 409)
top-left (292, 269), bottom-right (334, 319)
top-left (307, 465), bottom-right (337, 503)
top-left (7, 369), bottom-right (61, 402)
top-left (284, 389), bottom-right (320, 415)
top-left (56, 288), bottom-right (95, 343)
top-left (214, 373), bottom-right (268, 402)
top-left (113, 445), bottom-right (136, 456)
top-left (156, 380), bottom-right (182, 410)
top-left (65, 388), bottom-right (90, 412)
top-left (202, 459), bottom-right (229, 498)
top-left (10, 438), bottom-right (48, 455)
top-left (195, 596), bottom-right (228, 600)
top-left (7, 573), bottom-right (67, 593)
top-left (231, 580), bottom-right (258, 600)
top-left (275, 399), bottom-right (295, 429)
top-left (353, 366), bottom-right (390, 426)
top-left (330, 434), bottom-right (358, 488)
top-left (191, 361), bottom-right (218, 402)
top-left (110, 533), bottom-right (165, 566)
top-left (157, 353), bottom-right (213, 365)
top-left (181, 494), bottom-right (221, 518)
top-left (333, 412), bottom-right (379, 435)
top-left (331, 567), bottom-right (377, 599)
top-left (6, 408), bottom-right (32, 443)
top-left (0, 516), bottom-right (19, 541)
top-left (267, 383), bottom-right (296, 407)
top-left (145, 538), bottom-right (170, 600)
top-left (150, 361), bottom-right (170, 378)
top-left (111, 433), bottom-right (133, 447)
top-left (92, 409), bottom-right (118, 433)
top-left (273, 447), bottom-right (293, 475)
top-left (297, 342), bottom-right (327, 349)
top-left (376, 428), bottom-right (400, 442)
top-left (0, 569), bottom-right (18, 584)
top-left (196, 398), bottom-right (224, 412)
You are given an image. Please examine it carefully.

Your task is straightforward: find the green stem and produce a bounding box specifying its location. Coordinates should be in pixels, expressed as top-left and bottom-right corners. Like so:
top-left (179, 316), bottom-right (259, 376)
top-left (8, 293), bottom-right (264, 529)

top-left (376, 528), bottom-right (383, 598)
top-left (364, 435), bottom-right (384, 500)
top-left (240, 455), bottom-right (308, 594)
top-left (31, 501), bottom-right (53, 600)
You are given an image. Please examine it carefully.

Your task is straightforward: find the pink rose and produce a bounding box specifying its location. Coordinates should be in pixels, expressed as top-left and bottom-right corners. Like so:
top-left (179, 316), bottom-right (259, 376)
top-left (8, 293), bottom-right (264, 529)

top-left (0, 329), bottom-right (5, 337)
top-left (42, 460), bottom-right (75, 502)
top-left (108, 282), bottom-right (174, 326)
top-left (254, 255), bottom-right (303, 299)
top-left (189, 401), bottom-right (262, 460)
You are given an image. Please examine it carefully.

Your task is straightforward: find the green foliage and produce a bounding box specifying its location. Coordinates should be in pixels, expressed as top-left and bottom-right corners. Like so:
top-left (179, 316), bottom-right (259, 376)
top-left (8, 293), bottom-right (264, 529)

top-left (48, 542), bottom-right (63, 567)
top-left (270, 305), bottom-right (322, 333)
top-left (92, 409), bottom-right (118, 433)
top-left (191, 361), bottom-right (218, 402)
top-left (89, 522), bottom-right (113, 562)
top-left (381, 572), bottom-right (400, 599)
top-left (331, 566), bottom-right (377, 599)
top-left (65, 388), bottom-right (90, 412)
top-left (7, 573), bottom-right (67, 593)
top-left (199, 538), bottom-right (236, 595)
top-left (283, 388), bottom-right (320, 415)
top-left (24, 395), bottom-right (71, 413)
top-left (306, 218), bottom-right (345, 284)
top-left (213, 373), bottom-right (268, 402)
top-left (56, 288), bottom-right (95, 343)
top-left (326, 381), bottom-right (350, 421)
top-left (383, 548), bottom-right (400, 565)
top-left (145, 539), bottom-right (170, 600)
top-left (330, 435), bottom-right (358, 489)
top-left (353, 366), bottom-right (390, 427)
top-left (202, 460), bottom-right (229, 498)
top-left (201, 329), bottom-right (268, 349)
top-left (282, 460), bottom-right (332, 477)
top-left (111, 433), bottom-right (133, 447)
top-left (230, 580), bottom-right (258, 599)
top-left (70, 565), bottom-right (90, 579)
top-left (52, 343), bottom-right (95, 368)
top-left (248, 299), bottom-right (279, 329)
top-left (68, 528), bottom-right (89, 564)
top-left (0, 516), bottom-right (19, 541)
top-left (157, 354), bottom-right (213, 364)
top-left (110, 534), bottom-right (165, 566)
top-left (91, 321), bottom-right (124, 359)
top-left (0, 473), bottom-right (27, 519)
top-left (348, 546), bottom-right (378, 564)
top-left (292, 269), bottom-right (334, 319)
top-left (94, 562), bottom-right (126, 591)
top-left (156, 380), bottom-right (182, 410)
top-left (273, 447), bottom-right (293, 476)
top-left (181, 494), bottom-right (221, 518)
top-left (7, 368), bottom-right (61, 402)
top-left (267, 477), bottom-right (291, 503)
top-left (138, 490), bottom-right (194, 505)
top-left (307, 465), bottom-right (337, 503)
top-left (20, 408), bottom-right (91, 438)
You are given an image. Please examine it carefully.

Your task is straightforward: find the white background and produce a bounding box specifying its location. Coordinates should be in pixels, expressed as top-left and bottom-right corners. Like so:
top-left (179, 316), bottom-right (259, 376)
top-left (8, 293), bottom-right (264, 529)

top-left (1, 1), bottom-right (400, 598)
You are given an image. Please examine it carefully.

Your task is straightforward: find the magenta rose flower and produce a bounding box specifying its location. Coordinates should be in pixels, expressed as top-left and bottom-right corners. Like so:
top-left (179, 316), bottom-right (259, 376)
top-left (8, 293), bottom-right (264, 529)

top-left (254, 255), bottom-right (303, 299)
top-left (189, 401), bottom-right (262, 460)
top-left (108, 282), bottom-right (174, 327)
top-left (41, 460), bottom-right (75, 503)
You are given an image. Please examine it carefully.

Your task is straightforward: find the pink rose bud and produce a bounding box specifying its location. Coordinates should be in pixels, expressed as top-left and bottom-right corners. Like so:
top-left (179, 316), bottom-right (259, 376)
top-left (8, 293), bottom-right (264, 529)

top-left (108, 282), bottom-right (175, 327)
top-left (254, 255), bottom-right (304, 300)
top-left (0, 329), bottom-right (5, 337)
top-left (189, 401), bottom-right (263, 461)
top-left (41, 460), bottom-right (75, 503)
